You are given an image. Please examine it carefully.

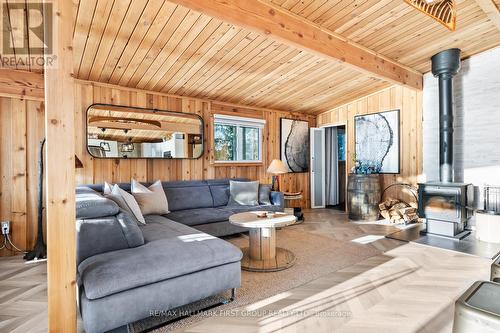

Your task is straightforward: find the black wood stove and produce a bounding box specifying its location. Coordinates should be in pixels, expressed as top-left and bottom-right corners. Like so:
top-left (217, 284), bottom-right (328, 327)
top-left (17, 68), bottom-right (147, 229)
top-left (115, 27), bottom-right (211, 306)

top-left (418, 182), bottom-right (473, 238)
top-left (418, 49), bottom-right (473, 239)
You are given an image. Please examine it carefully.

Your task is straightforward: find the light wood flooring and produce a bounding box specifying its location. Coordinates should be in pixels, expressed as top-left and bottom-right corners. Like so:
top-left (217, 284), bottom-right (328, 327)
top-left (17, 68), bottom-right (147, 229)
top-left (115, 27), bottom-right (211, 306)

top-left (0, 209), bottom-right (493, 333)
top-left (179, 209), bottom-right (492, 333)
top-left (0, 257), bottom-right (47, 333)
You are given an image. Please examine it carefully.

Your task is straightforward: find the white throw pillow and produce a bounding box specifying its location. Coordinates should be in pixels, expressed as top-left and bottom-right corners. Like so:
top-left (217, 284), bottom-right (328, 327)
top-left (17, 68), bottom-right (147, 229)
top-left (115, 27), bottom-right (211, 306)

top-left (103, 181), bottom-right (113, 195)
top-left (131, 179), bottom-right (170, 215)
top-left (111, 184), bottom-right (146, 224)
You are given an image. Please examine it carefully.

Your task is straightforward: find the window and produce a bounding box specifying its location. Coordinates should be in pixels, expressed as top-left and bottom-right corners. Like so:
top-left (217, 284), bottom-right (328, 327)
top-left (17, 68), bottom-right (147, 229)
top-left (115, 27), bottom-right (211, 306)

top-left (213, 114), bottom-right (265, 163)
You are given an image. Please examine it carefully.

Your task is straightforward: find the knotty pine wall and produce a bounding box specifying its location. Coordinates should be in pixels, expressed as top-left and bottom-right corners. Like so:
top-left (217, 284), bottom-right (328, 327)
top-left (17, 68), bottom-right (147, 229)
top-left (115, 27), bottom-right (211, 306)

top-left (74, 81), bottom-right (315, 207)
top-left (0, 97), bottom-right (45, 256)
top-left (0, 82), bottom-right (421, 257)
top-left (0, 81), bottom-right (314, 257)
top-left (317, 85), bottom-right (423, 203)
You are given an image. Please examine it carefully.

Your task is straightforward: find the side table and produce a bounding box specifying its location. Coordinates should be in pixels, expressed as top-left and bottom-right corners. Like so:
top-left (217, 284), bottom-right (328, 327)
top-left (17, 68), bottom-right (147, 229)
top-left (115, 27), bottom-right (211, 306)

top-left (284, 194), bottom-right (304, 224)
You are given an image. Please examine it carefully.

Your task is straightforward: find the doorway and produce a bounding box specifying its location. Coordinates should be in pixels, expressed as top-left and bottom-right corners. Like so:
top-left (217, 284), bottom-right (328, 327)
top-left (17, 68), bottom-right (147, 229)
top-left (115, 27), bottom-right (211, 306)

top-left (324, 124), bottom-right (346, 211)
top-left (309, 123), bottom-right (347, 210)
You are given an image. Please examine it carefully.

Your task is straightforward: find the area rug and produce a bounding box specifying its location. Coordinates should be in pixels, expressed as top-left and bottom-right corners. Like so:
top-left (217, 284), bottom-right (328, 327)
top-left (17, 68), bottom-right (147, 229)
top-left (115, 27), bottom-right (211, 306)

top-left (129, 227), bottom-right (401, 332)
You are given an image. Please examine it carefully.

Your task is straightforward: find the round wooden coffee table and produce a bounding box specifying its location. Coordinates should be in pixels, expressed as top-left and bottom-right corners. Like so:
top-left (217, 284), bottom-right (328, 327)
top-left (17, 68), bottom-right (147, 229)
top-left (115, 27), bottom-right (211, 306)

top-left (230, 211), bottom-right (297, 272)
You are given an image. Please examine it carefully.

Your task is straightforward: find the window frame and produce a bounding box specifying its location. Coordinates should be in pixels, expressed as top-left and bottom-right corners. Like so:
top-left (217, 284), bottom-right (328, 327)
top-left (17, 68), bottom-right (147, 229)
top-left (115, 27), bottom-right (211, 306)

top-left (212, 114), bottom-right (265, 165)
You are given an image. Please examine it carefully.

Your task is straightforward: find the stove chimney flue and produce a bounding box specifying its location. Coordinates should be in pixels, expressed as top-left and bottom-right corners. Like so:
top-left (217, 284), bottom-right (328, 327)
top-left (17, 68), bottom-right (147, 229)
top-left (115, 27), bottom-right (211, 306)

top-left (431, 48), bottom-right (461, 183)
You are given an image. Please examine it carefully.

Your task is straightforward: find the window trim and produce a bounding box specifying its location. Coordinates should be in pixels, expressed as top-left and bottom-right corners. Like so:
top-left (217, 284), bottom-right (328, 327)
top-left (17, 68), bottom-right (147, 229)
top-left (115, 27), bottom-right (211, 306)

top-left (212, 114), bottom-right (265, 165)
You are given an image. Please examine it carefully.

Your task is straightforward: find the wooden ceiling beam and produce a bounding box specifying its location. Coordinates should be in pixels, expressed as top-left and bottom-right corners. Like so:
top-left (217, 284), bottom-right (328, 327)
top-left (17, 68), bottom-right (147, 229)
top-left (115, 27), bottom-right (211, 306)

top-left (167, 0), bottom-right (423, 90)
top-left (0, 69), bottom-right (44, 101)
top-left (475, 0), bottom-right (500, 31)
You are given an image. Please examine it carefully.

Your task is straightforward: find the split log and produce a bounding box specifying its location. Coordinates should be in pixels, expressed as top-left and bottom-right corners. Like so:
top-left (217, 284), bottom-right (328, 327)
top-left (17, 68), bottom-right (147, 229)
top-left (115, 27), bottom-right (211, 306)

top-left (400, 207), bottom-right (417, 215)
top-left (379, 198), bottom-right (419, 224)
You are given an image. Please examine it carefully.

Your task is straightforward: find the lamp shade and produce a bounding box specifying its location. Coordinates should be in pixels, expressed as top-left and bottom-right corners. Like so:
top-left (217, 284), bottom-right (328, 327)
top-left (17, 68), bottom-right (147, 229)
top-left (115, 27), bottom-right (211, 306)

top-left (267, 159), bottom-right (288, 174)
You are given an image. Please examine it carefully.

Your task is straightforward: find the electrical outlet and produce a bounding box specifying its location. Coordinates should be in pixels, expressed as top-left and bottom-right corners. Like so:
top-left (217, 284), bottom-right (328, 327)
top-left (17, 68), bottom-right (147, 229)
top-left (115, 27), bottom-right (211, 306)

top-left (1, 221), bottom-right (10, 235)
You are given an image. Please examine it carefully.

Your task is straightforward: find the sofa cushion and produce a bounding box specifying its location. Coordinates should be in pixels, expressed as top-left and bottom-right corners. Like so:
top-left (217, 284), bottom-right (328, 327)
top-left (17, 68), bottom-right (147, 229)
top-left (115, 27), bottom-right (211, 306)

top-left (164, 207), bottom-right (235, 226)
top-left (139, 215), bottom-right (188, 242)
top-left (78, 217), bottom-right (242, 300)
top-left (259, 184), bottom-right (272, 205)
top-left (76, 187), bottom-right (120, 219)
top-left (209, 185), bottom-right (230, 207)
top-left (227, 204), bottom-right (283, 213)
top-left (76, 211), bottom-right (144, 265)
top-left (165, 185), bottom-right (213, 211)
top-left (164, 205), bottom-right (282, 227)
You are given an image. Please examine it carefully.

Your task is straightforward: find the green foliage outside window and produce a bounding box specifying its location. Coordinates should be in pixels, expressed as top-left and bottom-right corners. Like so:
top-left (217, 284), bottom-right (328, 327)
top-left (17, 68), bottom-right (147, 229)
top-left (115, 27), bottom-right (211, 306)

top-left (214, 124), bottom-right (236, 161)
top-left (214, 123), bottom-right (261, 162)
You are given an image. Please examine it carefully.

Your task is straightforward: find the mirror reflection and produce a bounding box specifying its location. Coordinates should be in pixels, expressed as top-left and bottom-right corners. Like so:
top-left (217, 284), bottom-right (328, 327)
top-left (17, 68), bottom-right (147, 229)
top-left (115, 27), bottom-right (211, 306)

top-left (86, 104), bottom-right (203, 159)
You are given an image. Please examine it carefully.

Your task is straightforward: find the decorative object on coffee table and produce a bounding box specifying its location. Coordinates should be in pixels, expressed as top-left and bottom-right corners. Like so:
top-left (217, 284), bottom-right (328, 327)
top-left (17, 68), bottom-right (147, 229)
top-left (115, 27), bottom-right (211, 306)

top-left (347, 174), bottom-right (381, 221)
top-left (229, 211), bottom-right (297, 272)
top-left (267, 159), bottom-right (288, 191)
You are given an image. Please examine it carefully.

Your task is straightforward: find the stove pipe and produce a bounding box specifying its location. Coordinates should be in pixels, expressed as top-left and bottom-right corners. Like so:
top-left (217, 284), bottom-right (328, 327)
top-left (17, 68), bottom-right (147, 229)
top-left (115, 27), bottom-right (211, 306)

top-left (431, 48), bottom-right (461, 183)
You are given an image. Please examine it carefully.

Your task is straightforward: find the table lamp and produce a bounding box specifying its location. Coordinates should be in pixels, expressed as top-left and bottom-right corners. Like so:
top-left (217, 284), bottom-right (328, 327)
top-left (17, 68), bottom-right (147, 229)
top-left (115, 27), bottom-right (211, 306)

top-left (267, 159), bottom-right (288, 191)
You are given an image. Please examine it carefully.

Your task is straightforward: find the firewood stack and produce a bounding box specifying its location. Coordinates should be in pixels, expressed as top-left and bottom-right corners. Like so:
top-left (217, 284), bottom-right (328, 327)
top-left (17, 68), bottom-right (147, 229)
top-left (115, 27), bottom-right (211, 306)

top-left (379, 198), bottom-right (419, 224)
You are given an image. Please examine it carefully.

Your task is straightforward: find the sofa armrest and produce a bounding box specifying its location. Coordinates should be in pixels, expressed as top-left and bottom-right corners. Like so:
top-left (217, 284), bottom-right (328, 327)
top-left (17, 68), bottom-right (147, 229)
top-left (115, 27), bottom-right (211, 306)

top-left (270, 191), bottom-right (284, 209)
top-left (76, 211), bottom-right (144, 265)
top-left (76, 185), bottom-right (145, 264)
top-left (76, 186), bottom-right (120, 219)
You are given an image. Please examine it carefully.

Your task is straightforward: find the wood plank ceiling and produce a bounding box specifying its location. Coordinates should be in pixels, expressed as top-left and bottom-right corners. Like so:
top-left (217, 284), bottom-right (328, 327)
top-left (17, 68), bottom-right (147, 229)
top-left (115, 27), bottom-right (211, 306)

top-left (269, 0), bottom-right (500, 73)
top-left (3, 0), bottom-right (500, 114)
top-left (72, 0), bottom-right (391, 114)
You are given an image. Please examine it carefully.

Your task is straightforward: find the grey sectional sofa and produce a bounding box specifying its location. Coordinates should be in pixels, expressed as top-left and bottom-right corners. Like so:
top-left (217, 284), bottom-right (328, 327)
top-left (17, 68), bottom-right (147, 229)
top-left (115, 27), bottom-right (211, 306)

top-left (76, 179), bottom-right (284, 333)
top-left (84, 178), bottom-right (284, 236)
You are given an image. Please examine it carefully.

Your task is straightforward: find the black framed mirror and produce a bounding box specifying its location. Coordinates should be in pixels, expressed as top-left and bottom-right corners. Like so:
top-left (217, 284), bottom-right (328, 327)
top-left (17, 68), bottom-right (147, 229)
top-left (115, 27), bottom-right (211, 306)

top-left (86, 104), bottom-right (204, 159)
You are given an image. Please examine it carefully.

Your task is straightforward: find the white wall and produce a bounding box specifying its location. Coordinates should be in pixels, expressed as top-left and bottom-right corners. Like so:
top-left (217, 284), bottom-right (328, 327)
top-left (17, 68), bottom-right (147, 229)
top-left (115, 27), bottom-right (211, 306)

top-left (423, 47), bottom-right (500, 208)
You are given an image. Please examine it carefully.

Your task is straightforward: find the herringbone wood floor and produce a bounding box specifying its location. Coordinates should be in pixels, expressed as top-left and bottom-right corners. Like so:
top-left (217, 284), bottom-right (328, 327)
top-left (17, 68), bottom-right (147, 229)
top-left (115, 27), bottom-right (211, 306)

top-left (178, 210), bottom-right (493, 333)
top-left (0, 209), bottom-right (493, 333)
top-left (0, 257), bottom-right (47, 333)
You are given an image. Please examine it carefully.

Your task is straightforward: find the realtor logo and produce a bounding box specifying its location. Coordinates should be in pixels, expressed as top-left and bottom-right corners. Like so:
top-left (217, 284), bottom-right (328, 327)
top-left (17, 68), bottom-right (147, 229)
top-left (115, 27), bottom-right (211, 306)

top-left (1, 1), bottom-right (54, 67)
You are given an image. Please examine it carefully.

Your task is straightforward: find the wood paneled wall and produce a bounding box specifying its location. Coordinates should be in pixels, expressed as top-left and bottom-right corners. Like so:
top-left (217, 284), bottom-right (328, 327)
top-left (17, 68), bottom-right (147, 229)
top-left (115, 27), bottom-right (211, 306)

top-left (0, 81), bottom-right (421, 257)
top-left (317, 85), bottom-right (423, 204)
top-left (75, 81), bottom-right (315, 208)
top-left (0, 80), bottom-right (314, 257)
top-left (0, 97), bottom-right (45, 256)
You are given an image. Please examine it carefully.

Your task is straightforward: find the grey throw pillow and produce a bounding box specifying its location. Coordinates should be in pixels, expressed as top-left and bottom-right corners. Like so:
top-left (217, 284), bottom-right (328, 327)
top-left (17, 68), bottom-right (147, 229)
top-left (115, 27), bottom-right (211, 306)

top-left (259, 184), bottom-right (272, 205)
top-left (229, 180), bottom-right (259, 206)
